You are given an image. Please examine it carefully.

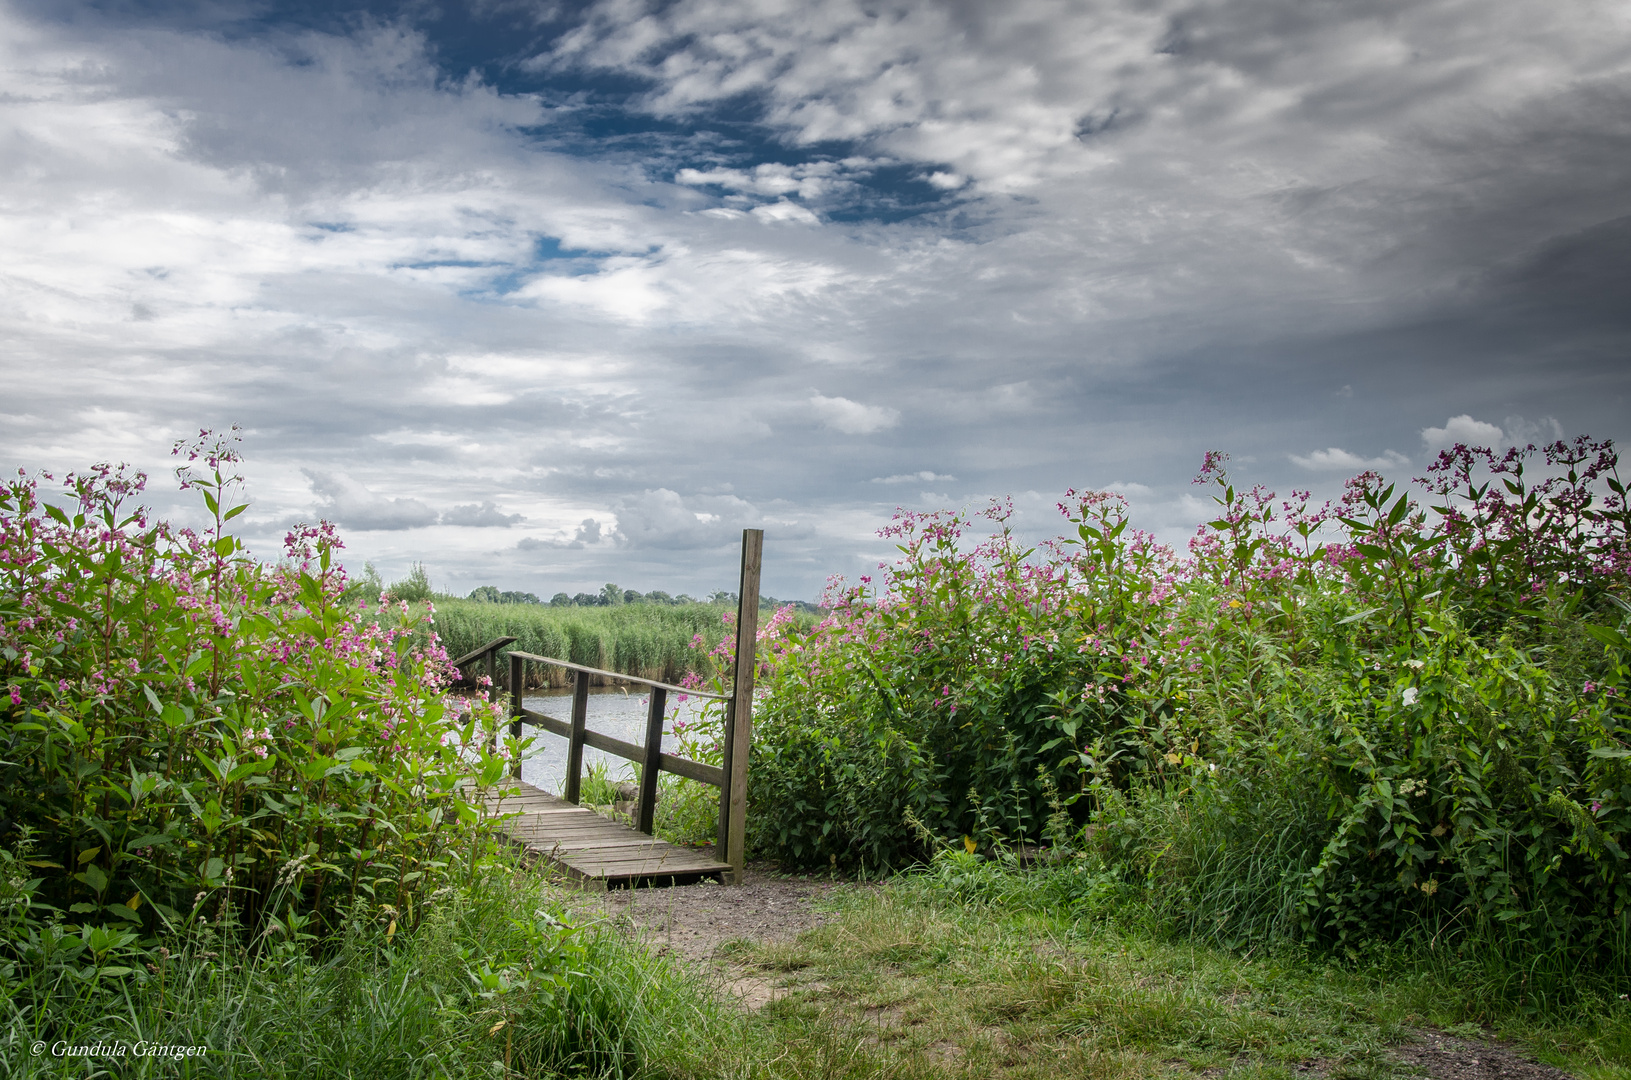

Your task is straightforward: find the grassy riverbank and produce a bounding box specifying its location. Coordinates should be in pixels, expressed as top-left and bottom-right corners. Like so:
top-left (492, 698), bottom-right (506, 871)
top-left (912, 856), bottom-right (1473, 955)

top-left (432, 599), bottom-right (735, 686)
top-left (431, 599), bottom-right (822, 687)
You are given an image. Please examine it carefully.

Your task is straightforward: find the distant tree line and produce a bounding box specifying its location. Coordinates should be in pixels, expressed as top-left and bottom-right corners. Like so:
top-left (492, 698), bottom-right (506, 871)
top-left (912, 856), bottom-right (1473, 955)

top-left (466, 583), bottom-right (702, 607)
top-left (466, 581), bottom-right (822, 613)
top-left (342, 561), bottom-right (822, 613)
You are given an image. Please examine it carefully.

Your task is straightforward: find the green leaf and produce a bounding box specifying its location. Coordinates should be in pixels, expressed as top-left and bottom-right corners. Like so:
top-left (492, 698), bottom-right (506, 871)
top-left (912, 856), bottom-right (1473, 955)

top-left (1583, 624), bottom-right (1631, 651)
top-left (125, 834), bottom-right (174, 849)
top-left (224, 502), bottom-right (250, 521)
top-left (1588, 747), bottom-right (1631, 759)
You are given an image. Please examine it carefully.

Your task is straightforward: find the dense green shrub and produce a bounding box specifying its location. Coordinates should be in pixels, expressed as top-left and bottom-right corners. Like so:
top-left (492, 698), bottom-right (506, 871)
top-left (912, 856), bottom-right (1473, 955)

top-left (0, 432), bottom-right (517, 949)
top-left (745, 438), bottom-right (1631, 987)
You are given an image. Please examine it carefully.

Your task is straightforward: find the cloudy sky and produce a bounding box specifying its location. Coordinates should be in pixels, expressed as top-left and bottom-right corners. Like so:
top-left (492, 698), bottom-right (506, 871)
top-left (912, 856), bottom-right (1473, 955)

top-left (3, 0), bottom-right (1628, 600)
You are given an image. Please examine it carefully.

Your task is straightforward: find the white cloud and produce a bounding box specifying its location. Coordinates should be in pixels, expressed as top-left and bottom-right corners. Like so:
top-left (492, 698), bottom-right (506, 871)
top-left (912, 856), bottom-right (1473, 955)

top-left (1419, 415), bottom-right (1567, 455)
top-left (675, 161), bottom-right (855, 201)
top-left (809, 394), bottom-right (900, 435)
top-left (1290, 448), bottom-right (1411, 471)
top-left (750, 200), bottom-right (821, 225)
top-left (1420, 416), bottom-right (1507, 453)
top-left (872, 470), bottom-right (956, 484)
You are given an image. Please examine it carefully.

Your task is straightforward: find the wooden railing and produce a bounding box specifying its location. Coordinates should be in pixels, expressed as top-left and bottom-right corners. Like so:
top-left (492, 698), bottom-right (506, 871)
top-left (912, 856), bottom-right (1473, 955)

top-left (450, 636), bottom-right (517, 689)
top-left (498, 529), bottom-right (763, 883)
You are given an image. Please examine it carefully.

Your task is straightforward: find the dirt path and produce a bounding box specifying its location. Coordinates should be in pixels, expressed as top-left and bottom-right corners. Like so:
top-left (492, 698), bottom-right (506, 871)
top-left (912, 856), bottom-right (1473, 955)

top-left (1387, 1029), bottom-right (1580, 1080)
top-left (569, 871), bottom-right (1585, 1076)
top-left (575, 866), bottom-right (850, 1008)
top-left (590, 867), bottom-right (841, 962)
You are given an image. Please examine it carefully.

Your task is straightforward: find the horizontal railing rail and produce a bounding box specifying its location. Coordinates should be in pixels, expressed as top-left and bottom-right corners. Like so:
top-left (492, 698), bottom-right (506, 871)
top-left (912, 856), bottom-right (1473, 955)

top-left (504, 651), bottom-right (731, 701)
top-left (514, 706), bottom-right (726, 787)
top-left (451, 636), bottom-right (517, 673)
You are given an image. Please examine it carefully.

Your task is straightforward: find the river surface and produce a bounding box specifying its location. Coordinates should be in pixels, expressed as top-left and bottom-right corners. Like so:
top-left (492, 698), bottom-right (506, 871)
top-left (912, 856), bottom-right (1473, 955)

top-left (515, 687), bottom-right (712, 796)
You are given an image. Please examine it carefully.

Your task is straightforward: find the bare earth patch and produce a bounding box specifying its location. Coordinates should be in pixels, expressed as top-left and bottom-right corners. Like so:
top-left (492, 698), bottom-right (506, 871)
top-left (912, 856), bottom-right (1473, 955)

top-left (574, 864), bottom-right (850, 1009)
top-left (1388, 1029), bottom-right (1580, 1080)
top-left (590, 866), bottom-right (840, 962)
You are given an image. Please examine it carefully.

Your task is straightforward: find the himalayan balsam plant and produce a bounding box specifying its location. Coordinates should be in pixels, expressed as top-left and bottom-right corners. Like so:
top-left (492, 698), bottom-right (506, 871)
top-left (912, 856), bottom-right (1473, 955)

top-left (0, 431), bottom-right (519, 957)
top-left (746, 438), bottom-right (1630, 983)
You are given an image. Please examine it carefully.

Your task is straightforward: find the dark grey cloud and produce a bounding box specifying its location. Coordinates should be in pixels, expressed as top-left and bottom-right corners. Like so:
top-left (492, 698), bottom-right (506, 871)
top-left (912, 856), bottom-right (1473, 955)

top-left (304, 469), bottom-right (438, 531)
top-left (0, 0), bottom-right (1628, 601)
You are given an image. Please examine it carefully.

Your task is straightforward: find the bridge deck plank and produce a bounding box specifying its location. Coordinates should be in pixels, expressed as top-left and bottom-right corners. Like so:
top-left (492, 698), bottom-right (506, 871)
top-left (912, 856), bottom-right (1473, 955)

top-left (481, 782), bottom-right (728, 888)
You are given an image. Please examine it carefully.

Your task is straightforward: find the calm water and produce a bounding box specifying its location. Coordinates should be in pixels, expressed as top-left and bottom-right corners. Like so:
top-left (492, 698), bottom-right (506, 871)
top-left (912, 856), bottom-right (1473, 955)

top-left (516, 687), bottom-right (711, 796)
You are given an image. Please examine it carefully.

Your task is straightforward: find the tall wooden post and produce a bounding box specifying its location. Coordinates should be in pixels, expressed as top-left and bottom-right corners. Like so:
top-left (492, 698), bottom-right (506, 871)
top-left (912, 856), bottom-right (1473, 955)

top-left (721, 528), bottom-right (762, 884)
top-left (716, 699), bottom-right (734, 854)
top-left (508, 652), bottom-right (524, 778)
top-left (563, 670), bottom-right (590, 804)
top-left (637, 687), bottom-right (667, 835)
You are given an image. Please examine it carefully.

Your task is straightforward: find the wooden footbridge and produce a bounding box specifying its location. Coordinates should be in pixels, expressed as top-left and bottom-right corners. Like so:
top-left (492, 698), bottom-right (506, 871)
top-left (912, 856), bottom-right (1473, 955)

top-left (452, 530), bottom-right (763, 889)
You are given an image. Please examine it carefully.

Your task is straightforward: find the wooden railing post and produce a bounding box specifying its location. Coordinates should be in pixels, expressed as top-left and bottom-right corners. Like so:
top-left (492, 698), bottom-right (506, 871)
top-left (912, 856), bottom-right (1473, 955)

top-left (717, 698), bottom-right (734, 852)
top-left (723, 528), bottom-right (763, 884)
top-left (508, 652), bottom-right (524, 778)
top-left (636, 686), bottom-right (667, 835)
top-left (563, 670), bottom-right (590, 804)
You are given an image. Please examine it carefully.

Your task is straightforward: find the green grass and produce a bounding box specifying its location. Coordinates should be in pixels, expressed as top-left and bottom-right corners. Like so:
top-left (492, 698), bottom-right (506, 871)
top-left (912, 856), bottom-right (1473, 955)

top-left (12, 854), bottom-right (1625, 1079)
top-left (1, 863), bottom-right (736, 1079)
top-left (712, 867), bottom-right (1631, 1080)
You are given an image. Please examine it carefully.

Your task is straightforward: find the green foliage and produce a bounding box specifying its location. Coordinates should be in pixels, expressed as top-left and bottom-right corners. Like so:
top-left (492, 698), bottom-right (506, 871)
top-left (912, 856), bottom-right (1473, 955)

top-left (385, 561), bottom-right (434, 603)
top-left (0, 434), bottom-right (521, 954)
top-left (746, 438), bottom-right (1631, 996)
top-left (466, 585), bottom-right (542, 605)
top-left (578, 757), bottom-right (623, 810)
top-left (339, 560), bottom-right (383, 607)
top-left (0, 859), bottom-right (726, 1078)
